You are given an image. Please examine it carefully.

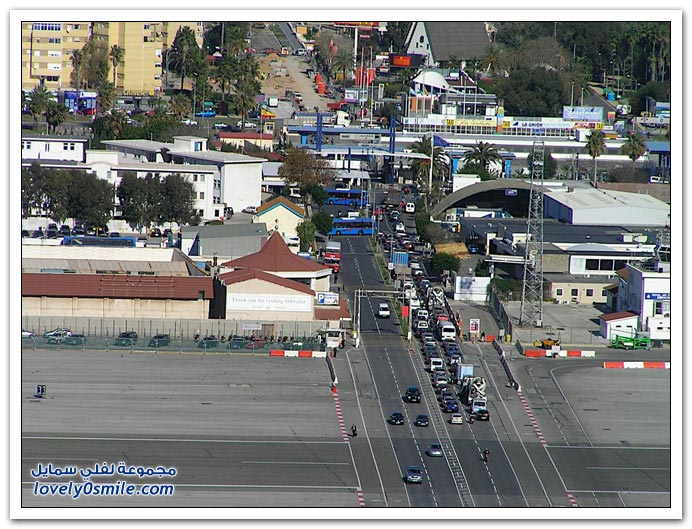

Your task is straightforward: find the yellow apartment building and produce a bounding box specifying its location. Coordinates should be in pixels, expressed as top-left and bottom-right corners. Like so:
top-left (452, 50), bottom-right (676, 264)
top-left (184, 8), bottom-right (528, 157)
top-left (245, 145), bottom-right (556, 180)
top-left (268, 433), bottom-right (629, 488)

top-left (22, 21), bottom-right (204, 96)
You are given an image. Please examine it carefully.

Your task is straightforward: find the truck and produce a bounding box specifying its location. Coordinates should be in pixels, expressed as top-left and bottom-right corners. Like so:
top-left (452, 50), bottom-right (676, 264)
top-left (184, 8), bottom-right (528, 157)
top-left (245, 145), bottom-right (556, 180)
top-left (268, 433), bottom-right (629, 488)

top-left (323, 241), bottom-right (341, 273)
top-left (453, 364), bottom-right (474, 384)
top-left (609, 334), bottom-right (652, 350)
top-left (267, 96), bottom-right (279, 108)
top-left (458, 376), bottom-right (486, 406)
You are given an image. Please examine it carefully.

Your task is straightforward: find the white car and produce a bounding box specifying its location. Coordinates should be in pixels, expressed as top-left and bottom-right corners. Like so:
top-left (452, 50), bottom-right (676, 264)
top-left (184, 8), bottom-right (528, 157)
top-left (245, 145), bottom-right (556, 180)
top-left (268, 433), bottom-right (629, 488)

top-left (22, 328), bottom-right (35, 339)
top-left (237, 120), bottom-right (257, 128)
top-left (43, 328), bottom-right (72, 339)
top-left (449, 413), bottom-right (464, 424)
top-left (181, 118), bottom-right (198, 126)
top-left (242, 206), bottom-right (258, 214)
top-left (377, 303), bottom-right (391, 318)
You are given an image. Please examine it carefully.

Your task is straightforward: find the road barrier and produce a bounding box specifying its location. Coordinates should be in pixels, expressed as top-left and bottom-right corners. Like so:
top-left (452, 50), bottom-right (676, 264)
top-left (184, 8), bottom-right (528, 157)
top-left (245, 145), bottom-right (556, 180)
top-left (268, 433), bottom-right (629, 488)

top-left (523, 349), bottom-right (596, 358)
top-left (269, 350), bottom-right (327, 358)
top-left (603, 361), bottom-right (670, 369)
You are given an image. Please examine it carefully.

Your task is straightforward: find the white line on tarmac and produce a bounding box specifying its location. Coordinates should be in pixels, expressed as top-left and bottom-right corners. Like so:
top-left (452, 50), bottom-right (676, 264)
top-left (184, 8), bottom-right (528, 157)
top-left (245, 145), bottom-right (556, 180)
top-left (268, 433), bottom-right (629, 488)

top-left (585, 467), bottom-right (669, 471)
top-left (22, 482), bottom-right (359, 490)
top-left (546, 445), bottom-right (669, 450)
top-left (22, 437), bottom-right (344, 444)
top-left (241, 461), bottom-right (350, 465)
top-left (567, 489), bottom-right (671, 494)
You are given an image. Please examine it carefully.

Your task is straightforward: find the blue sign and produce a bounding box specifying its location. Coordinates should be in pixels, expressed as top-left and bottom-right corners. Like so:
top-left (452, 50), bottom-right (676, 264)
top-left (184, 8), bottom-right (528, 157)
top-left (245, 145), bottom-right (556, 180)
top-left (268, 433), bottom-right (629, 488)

top-left (505, 189), bottom-right (518, 196)
top-left (644, 293), bottom-right (670, 301)
top-left (316, 292), bottom-right (339, 305)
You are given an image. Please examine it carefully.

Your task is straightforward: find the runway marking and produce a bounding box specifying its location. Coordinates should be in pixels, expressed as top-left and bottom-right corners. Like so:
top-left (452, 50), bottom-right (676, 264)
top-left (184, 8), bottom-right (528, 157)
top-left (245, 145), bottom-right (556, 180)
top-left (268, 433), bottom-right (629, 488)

top-left (546, 445), bottom-right (669, 450)
top-left (565, 490), bottom-right (579, 507)
top-left (566, 489), bottom-right (672, 494)
top-left (330, 388), bottom-right (365, 507)
top-left (240, 461), bottom-right (350, 465)
top-left (356, 487), bottom-right (365, 507)
top-left (22, 482), bottom-right (360, 490)
top-left (585, 467), bottom-right (669, 471)
top-left (23, 436), bottom-right (344, 444)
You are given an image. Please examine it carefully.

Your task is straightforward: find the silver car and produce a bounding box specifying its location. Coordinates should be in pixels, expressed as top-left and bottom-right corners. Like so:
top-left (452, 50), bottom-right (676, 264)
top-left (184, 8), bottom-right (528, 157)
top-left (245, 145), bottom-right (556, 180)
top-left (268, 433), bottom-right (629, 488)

top-left (427, 443), bottom-right (443, 457)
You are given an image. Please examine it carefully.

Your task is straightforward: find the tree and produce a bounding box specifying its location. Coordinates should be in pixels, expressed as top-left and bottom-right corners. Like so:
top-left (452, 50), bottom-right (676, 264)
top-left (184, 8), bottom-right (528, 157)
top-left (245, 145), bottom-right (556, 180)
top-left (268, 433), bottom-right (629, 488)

top-left (332, 48), bottom-right (354, 85)
top-left (27, 85), bottom-right (51, 130)
top-left (462, 141), bottom-right (502, 174)
top-left (585, 130), bottom-right (606, 187)
top-left (408, 137), bottom-right (448, 210)
top-left (296, 220), bottom-right (317, 252)
top-left (44, 101), bottom-right (68, 134)
top-left (495, 68), bottom-right (566, 116)
top-left (304, 184), bottom-right (328, 209)
top-left (109, 44), bottom-right (125, 93)
top-left (168, 93), bottom-right (192, 119)
top-left (116, 172), bottom-right (150, 230)
top-left (170, 26), bottom-right (203, 92)
top-left (621, 133), bottom-right (648, 176)
top-left (526, 151), bottom-right (558, 179)
top-left (160, 173), bottom-right (196, 226)
top-left (430, 252), bottom-right (461, 275)
top-left (66, 170), bottom-right (114, 226)
top-left (311, 210), bottom-right (333, 235)
top-left (278, 148), bottom-right (336, 192)
top-left (96, 81), bottom-right (116, 115)
top-left (70, 49), bottom-right (85, 93)
top-left (233, 79), bottom-right (258, 129)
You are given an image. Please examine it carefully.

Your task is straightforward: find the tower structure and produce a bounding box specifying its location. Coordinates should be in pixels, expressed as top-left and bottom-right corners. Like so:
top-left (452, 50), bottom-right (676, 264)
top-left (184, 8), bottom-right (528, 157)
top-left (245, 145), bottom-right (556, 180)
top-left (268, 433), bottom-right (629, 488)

top-left (519, 142), bottom-right (545, 327)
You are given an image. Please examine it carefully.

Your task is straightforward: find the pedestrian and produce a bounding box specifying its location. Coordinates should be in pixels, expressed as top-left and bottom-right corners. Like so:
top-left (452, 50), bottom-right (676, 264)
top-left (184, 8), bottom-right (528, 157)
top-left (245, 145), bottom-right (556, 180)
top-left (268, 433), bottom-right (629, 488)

top-left (351, 424), bottom-right (358, 437)
top-left (481, 331), bottom-right (486, 341)
top-left (333, 347), bottom-right (337, 358)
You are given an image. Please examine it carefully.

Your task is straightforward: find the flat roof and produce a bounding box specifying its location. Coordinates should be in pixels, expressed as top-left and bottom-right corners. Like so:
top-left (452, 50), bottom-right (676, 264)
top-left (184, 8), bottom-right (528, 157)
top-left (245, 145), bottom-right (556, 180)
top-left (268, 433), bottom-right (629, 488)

top-left (181, 223), bottom-right (268, 239)
top-left (546, 188), bottom-right (670, 211)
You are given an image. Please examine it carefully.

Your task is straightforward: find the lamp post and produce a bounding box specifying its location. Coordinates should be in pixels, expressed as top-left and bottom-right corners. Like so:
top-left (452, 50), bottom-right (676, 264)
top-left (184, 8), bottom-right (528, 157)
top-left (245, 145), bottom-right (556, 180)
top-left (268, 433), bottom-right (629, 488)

top-left (570, 81), bottom-right (574, 107)
top-left (427, 132), bottom-right (434, 210)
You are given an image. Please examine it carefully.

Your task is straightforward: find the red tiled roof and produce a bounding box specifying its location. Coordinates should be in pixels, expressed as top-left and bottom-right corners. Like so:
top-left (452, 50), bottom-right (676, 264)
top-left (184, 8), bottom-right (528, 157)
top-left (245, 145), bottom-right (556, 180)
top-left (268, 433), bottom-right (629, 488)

top-left (315, 298), bottom-right (351, 321)
top-left (616, 268), bottom-right (630, 280)
top-left (599, 311), bottom-right (638, 321)
top-left (256, 196), bottom-right (305, 217)
top-left (220, 232), bottom-right (329, 273)
top-left (22, 273), bottom-right (214, 300)
top-left (218, 268), bottom-right (315, 296)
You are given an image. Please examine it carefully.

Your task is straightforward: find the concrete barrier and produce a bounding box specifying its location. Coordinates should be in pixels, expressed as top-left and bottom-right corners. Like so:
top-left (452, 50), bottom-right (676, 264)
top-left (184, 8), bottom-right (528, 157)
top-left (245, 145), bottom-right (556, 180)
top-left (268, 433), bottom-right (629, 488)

top-left (269, 349), bottom-right (326, 358)
top-left (284, 350), bottom-right (299, 358)
top-left (298, 350), bottom-right (312, 357)
top-left (603, 361), bottom-right (670, 369)
top-left (270, 350), bottom-right (284, 356)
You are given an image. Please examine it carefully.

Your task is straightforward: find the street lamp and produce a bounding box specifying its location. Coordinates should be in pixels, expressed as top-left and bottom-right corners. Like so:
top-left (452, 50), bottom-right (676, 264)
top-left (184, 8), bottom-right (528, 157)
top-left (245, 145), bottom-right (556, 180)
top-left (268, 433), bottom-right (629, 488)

top-left (570, 81), bottom-right (574, 107)
top-left (427, 132), bottom-right (434, 209)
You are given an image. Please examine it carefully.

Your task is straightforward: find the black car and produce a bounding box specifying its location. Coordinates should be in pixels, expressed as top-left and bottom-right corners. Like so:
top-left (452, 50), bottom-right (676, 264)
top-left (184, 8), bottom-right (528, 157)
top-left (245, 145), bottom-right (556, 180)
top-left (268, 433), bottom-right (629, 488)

top-left (149, 227), bottom-right (162, 238)
top-left (46, 229), bottom-right (58, 239)
top-left (31, 229), bottom-right (44, 238)
top-left (21, 229), bottom-right (30, 238)
top-left (148, 334), bottom-right (171, 347)
top-left (198, 335), bottom-right (219, 348)
top-left (114, 331), bottom-right (138, 346)
top-left (388, 412), bottom-right (405, 425)
top-left (58, 225), bottom-right (71, 236)
top-left (414, 414), bottom-right (430, 427)
top-left (72, 227), bottom-right (86, 236)
top-left (403, 386), bottom-right (421, 403)
top-left (476, 409), bottom-right (490, 421)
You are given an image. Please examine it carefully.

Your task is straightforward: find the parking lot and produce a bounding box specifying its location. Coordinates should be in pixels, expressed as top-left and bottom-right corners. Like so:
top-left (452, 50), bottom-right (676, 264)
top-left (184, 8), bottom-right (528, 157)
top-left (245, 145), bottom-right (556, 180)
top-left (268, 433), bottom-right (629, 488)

top-left (22, 349), bottom-right (360, 507)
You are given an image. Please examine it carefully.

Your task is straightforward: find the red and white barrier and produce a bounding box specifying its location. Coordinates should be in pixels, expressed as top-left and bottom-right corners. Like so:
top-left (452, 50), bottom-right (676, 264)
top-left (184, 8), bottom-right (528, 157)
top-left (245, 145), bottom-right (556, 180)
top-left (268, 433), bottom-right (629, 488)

top-left (523, 349), bottom-right (596, 358)
top-left (603, 361), bottom-right (670, 369)
top-left (269, 350), bottom-right (327, 358)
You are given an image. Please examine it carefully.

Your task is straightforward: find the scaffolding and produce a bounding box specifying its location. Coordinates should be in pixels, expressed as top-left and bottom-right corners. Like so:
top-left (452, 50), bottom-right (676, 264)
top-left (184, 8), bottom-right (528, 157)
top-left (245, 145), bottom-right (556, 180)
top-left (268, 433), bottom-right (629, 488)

top-left (519, 142), bottom-right (545, 327)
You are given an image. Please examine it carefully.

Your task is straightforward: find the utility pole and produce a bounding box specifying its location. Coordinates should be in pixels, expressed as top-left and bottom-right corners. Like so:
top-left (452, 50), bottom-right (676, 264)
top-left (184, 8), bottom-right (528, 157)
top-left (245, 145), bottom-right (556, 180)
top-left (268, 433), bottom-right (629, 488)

top-left (519, 142), bottom-right (545, 327)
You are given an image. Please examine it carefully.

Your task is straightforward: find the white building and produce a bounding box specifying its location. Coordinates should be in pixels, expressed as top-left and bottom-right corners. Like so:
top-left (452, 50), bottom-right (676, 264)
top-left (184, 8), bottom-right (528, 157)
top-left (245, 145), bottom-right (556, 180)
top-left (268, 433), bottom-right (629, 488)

top-left (21, 134), bottom-right (88, 163)
top-left (544, 188), bottom-right (671, 227)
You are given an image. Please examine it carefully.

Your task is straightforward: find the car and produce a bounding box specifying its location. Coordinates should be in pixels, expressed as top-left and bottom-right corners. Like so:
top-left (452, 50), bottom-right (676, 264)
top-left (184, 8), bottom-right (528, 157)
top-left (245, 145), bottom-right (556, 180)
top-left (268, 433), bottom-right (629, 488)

top-left (242, 206), bottom-right (258, 214)
top-left (31, 229), bottom-right (44, 238)
top-left (149, 227), bottom-right (162, 238)
top-left (442, 400), bottom-right (459, 413)
top-left (148, 334), bottom-right (171, 347)
top-left (405, 465), bottom-right (423, 484)
top-left (181, 118), bottom-right (198, 126)
top-left (414, 414), bottom-right (430, 427)
top-left (43, 328), bottom-right (72, 338)
top-left (293, 92), bottom-right (303, 103)
top-left (47, 223), bottom-right (58, 230)
top-left (377, 302), bottom-right (391, 318)
top-left (72, 227), bottom-right (86, 236)
top-left (403, 386), bottom-right (421, 403)
top-left (237, 120), bottom-right (257, 128)
top-left (449, 413), bottom-right (464, 424)
top-left (198, 335), bottom-right (219, 348)
top-left (427, 443), bottom-right (444, 457)
top-left (388, 412), bottom-right (405, 425)
top-left (46, 331), bottom-right (73, 344)
top-left (21, 229), bottom-right (30, 238)
top-left (109, 232), bottom-right (121, 238)
top-left (213, 122), bottom-right (229, 130)
top-left (22, 328), bottom-right (35, 339)
top-left (114, 331), bottom-right (138, 346)
top-left (437, 389), bottom-right (454, 402)
top-left (46, 228), bottom-right (58, 239)
top-left (64, 334), bottom-right (87, 345)
top-left (58, 225), bottom-right (71, 236)
top-left (476, 408), bottom-right (490, 421)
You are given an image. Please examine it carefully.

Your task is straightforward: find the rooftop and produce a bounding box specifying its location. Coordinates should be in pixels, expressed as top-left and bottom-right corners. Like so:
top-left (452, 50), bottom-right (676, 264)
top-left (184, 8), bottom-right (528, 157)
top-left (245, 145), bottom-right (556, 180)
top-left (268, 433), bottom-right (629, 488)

top-left (599, 311), bottom-right (639, 322)
top-left (256, 196), bottom-right (304, 218)
top-left (546, 188), bottom-right (671, 211)
top-left (219, 267), bottom-right (315, 296)
top-left (180, 223), bottom-right (268, 240)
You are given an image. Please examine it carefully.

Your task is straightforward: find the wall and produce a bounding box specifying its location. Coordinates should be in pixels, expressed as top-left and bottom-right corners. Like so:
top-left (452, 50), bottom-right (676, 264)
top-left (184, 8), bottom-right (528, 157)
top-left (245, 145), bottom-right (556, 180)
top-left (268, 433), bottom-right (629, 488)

top-left (600, 317), bottom-right (638, 340)
top-left (22, 297), bottom-right (210, 319)
top-left (547, 281), bottom-right (609, 304)
top-left (220, 163), bottom-right (263, 213)
top-left (598, 182), bottom-right (671, 204)
top-left (257, 206), bottom-right (302, 240)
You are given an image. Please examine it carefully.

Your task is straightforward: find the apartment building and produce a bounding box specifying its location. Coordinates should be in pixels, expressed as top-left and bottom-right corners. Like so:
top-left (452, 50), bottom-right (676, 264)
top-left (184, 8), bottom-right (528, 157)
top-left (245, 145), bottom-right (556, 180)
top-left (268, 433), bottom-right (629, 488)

top-left (22, 21), bottom-right (204, 96)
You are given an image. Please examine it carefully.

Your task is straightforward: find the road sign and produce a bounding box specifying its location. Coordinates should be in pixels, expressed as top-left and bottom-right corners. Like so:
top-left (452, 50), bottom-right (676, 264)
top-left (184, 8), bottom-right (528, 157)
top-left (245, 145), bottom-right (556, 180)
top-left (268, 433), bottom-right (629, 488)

top-left (469, 319), bottom-right (480, 333)
top-left (316, 292), bottom-right (339, 305)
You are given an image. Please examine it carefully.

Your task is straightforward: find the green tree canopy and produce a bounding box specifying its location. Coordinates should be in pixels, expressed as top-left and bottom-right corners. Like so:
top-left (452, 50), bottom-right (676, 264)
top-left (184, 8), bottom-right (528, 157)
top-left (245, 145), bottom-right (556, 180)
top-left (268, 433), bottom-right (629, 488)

top-left (311, 210), bottom-right (333, 235)
top-left (621, 132), bottom-right (648, 176)
top-left (430, 252), bottom-right (461, 275)
top-left (296, 220), bottom-right (317, 252)
top-left (585, 130), bottom-right (606, 187)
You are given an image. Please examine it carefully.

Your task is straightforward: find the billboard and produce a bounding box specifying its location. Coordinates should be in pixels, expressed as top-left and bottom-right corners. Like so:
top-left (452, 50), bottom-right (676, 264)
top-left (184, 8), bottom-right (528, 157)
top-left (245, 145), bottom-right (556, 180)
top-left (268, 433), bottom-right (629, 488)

top-left (389, 53), bottom-right (424, 69)
top-left (563, 106), bottom-right (604, 122)
top-left (228, 294), bottom-right (311, 312)
top-left (334, 22), bottom-right (379, 28)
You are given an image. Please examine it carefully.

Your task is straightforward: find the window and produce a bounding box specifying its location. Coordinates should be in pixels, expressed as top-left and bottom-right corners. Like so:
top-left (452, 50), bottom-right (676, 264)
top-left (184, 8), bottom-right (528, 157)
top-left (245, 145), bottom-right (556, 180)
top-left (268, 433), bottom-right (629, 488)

top-left (63, 142), bottom-right (75, 150)
top-left (601, 289), bottom-right (607, 297)
top-left (556, 288), bottom-right (563, 296)
top-left (198, 290), bottom-right (205, 300)
top-left (48, 37), bottom-right (61, 44)
top-left (199, 175), bottom-right (205, 182)
top-left (199, 192), bottom-right (205, 200)
top-left (586, 289), bottom-right (594, 297)
top-left (193, 175), bottom-right (198, 182)
top-left (198, 209), bottom-right (204, 217)
top-left (214, 209), bottom-right (220, 217)
top-left (22, 141), bottom-right (31, 150)
top-left (44, 143), bottom-right (50, 152)
top-left (32, 23), bottom-right (62, 31)
top-left (654, 301), bottom-right (670, 316)
top-left (585, 259), bottom-right (599, 271)
top-left (571, 289), bottom-right (578, 297)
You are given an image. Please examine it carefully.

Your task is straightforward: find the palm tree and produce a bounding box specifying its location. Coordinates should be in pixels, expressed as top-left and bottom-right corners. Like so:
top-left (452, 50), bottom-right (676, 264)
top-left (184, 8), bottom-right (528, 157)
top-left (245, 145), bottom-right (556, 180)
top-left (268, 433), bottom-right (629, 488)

top-left (462, 141), bottom-right (502, 174)
top-left (168, 93), bottom-right (191, 119)
top-left (96, 81), bottom-right (116, 115)
top-left (621, 133), bottom-right (648, 176)
top-left (481, 43), bottom-right (504, 76)
top-left (233, 80), bottom-right (257, 131)
top-left (409, 137), bottom-right (448, 210)
top-left (28, 85), bottom-right (52, 130)
top-left (45, 101), bottom-right (69, 133)
top-left (585, 130), bottom-right (606, 187)
top-left (109, 45), bottom-right (125, 94)
top-left (70, 48), bottom-right (84, 94)
top-left (332, 49), bottom-right (354, 86)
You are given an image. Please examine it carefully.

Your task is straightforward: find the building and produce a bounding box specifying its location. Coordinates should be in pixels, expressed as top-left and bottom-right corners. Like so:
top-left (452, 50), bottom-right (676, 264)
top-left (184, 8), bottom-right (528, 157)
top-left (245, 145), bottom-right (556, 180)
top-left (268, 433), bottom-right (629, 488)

top-left (21, 21), bottom-right (92, 93)
top-left (21, 245), bottom-right (213, 319)
top-left (598, 311), bottom-right (640, 341)
top-left (217, 131), bottom-right (274, 152)
top-left (21, 133), bottom-right (88, 163)
top-left (254, 196), bottom-right (305, 247)
top-left (403, 22), bottom-right (492, 68)
top-left (221, 232), bottom-right (332, 293)
top-left (21, 21), bottom-right (203, 95)
top-left (180, 223), bottom-right (268, 260)
top-left (544, 188), bottom-right (670, 227)
top-left (544, 274), bottom-right (614, 305)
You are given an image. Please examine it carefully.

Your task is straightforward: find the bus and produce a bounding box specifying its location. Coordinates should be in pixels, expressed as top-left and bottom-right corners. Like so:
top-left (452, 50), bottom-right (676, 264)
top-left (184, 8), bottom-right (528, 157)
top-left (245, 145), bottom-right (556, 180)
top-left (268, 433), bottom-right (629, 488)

top-left (330, 217), bottom-right (375, 236)
top-left (61, 236), bottom-right (137, 247)
top-left (325, 188), bottom-right (367, 207)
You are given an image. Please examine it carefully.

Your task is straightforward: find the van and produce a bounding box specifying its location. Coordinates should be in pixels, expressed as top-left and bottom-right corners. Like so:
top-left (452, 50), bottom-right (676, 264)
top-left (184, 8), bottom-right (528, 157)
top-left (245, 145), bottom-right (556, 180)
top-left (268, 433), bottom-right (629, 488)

top-left (429, 357), bottom-right (444, 372)
top-left (438, 322), bottom-right (457, 342)
top-left (471, 397), bottom-right (487, 415)
top-left (405, 202), bottom-right (415, 213)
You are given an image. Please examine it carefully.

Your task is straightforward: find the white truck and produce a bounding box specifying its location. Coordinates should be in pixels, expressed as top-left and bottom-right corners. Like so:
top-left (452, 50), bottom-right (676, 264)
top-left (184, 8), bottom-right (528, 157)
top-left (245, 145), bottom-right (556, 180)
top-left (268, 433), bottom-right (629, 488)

top-left (459, 376), bottom-right (486, 406)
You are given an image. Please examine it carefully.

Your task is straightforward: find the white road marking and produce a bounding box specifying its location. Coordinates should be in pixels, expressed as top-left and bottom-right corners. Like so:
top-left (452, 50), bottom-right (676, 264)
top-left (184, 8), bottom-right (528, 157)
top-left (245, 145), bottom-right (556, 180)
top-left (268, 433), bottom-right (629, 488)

top-left (240, 461), bottom-right (349, 465)
top-left (23, 437), bottom-right (344, 444)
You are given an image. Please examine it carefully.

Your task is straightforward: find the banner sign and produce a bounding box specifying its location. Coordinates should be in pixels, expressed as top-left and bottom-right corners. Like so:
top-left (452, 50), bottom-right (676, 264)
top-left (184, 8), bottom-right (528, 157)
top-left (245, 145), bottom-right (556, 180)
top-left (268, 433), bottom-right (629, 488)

top-left (563, 106), bottom-right (604, 122)
top-left (228, 294), bottom-right (311, 312)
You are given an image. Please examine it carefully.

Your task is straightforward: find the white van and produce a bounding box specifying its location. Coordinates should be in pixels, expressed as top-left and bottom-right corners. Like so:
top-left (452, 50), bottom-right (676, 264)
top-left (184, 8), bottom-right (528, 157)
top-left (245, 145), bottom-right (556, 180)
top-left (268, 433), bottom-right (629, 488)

top-left (405, 202), bottom-right (415, 213)
top-left (438, 322), bottom-right (457, 342)
top-left (429, 357), bottom-right (444, 372)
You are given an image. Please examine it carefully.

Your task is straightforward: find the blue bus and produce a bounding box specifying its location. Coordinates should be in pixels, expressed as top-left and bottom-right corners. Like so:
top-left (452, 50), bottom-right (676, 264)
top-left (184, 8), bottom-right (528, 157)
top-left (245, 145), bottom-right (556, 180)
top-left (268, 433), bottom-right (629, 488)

top-left (330, 217), bottom-right (375, 236)
top-left (61, 236), bottom-right (137, 247)
top-left (325, 188), bottom-right (367, 207)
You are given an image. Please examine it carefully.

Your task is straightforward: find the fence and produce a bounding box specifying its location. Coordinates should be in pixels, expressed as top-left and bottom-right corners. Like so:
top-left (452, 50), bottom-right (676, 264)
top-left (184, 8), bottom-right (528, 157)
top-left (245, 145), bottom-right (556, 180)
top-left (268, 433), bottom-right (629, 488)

top-left (487, 287), bottom-right (514, 341)
top-left (21, 316), bottom-right (335, 344)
